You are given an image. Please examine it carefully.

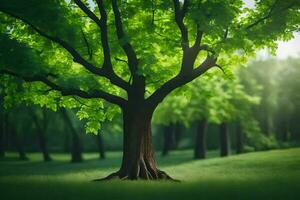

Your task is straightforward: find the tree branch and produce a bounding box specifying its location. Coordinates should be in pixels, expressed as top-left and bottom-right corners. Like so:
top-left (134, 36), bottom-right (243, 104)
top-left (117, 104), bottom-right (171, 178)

top-left (0, 9), bottom-right (99, 74)
top-left (192, 27), bottom-right (203, 49)
top-left (74, 0), bottom-right (102, 27)
top-left (0, 69), bottom-right (127, 107)
top-left (74, 0), bottom-right (130, 90)
top-left (0, 7), bottom-right (130, 91)
top-left (81, 29), bottom-right (93, 60)
top-left (246, 0), bottom-right (297, 29)
top-left (173, 0), bottom-right (189, 49)
top-left (112, 0), bottom-right (139, 76)
top-left (146, 56), bottom-right (218, 108)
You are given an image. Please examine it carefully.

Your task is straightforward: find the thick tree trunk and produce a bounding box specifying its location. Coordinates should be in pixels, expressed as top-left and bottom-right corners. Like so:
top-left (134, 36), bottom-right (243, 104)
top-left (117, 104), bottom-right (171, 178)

top-left (236, 122), bottom-right (244, 154)
top-left (194, 119), bottom-right (208, 159)
top-left (61, 109), bottom-right (83, 163)
top-left (220, 123), bottom-right (230, 157)
top-left (97, 107), bottom-right (174, 181)
top-left (97, 133), bottom-right (105, 159)
top-left (161, 125), bottom-right (173, 156)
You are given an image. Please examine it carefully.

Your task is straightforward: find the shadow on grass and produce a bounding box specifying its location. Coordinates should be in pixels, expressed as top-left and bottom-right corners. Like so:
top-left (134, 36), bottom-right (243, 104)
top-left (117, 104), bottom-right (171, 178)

top-left (1, 177), bottom-right (299, 200)
top-left (0, 150), bottom-right (216, 176)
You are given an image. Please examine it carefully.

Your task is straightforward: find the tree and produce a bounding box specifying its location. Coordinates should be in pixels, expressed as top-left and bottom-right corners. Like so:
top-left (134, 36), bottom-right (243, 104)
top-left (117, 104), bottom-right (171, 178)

top-left (276, 58), bottom-right (300, 142)
top-left (0, 95), bottom-right (5, 158)
top-left (31, 107), bottom-right (52, 162)
top-left (96, 131), bottom-right (106, 159)
top-left (153, 94), bottom-right (188, 156)
top-left (0, 0), bottom-right (299, 180)
top-left (162, 123), bottom-right (182, 155)
top-left (5, 110), bottom-right (29, 160)
top-left (61, 108), bottom-right (83, 163)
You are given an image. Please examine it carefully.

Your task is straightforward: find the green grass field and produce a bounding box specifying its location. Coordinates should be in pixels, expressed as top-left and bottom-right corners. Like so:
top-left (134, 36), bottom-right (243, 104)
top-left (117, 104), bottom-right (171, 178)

top-left (1, 148), bottom-right (300, 200)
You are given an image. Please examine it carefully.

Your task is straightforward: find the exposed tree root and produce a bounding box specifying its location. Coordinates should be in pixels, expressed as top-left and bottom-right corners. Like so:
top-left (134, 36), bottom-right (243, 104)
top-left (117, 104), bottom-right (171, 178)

top-left (93, 170), bottom-right (180, 182)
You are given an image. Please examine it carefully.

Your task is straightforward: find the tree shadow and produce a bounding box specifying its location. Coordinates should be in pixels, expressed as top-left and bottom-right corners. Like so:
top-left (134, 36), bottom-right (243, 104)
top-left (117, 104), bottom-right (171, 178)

top-left (0, 150), bottom-right (221, 177)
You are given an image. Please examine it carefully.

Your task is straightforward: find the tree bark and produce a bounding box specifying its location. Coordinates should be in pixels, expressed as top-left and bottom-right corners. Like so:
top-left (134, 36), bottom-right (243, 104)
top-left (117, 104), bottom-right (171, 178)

top-left (220, 123), bottom-right (230, 157)
top-left (194, 119), bottom-right (208, 159)
top-left (161, 125), bottom-right (173, 156)
top-left (236, 122), bottom-right (244, 154)
top-left (97, 133), bottom-right (105, 159)
top-left (61, 108), bottom-right (83, 163)
top-left (97, 106), bottom-right (175, 181)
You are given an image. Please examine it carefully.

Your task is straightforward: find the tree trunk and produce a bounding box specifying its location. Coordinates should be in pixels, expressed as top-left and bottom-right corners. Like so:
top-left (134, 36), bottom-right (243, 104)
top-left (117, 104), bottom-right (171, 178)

top-left (281, 120), bottom-right (289, 142)
top-left (161, 125), bottom-right (173, 156)
top-left (10, 126), bottom-right (28, 160)
top-left (37, 133), bottom-right (52, 161)
top-left (63, 133), bottom-right (70, 153)
top-left (61, 108), bottom-right (83, 163)
top-left (32, 112), bottom-right (52, 162)
top-left (97, 133), bottom-right (105, 159)
top-left (236, 122), bottom-right (244, 154)
top-left (194, 119), bottom-right (208, 159)
top-left (173, 123), bottom-right (181, 148)
top-left (97, 107), bottom-right (174, 181)
top-left (220, 123), bottom-right (230, 157)
top-left (0, 112), bottom-right (6, 158)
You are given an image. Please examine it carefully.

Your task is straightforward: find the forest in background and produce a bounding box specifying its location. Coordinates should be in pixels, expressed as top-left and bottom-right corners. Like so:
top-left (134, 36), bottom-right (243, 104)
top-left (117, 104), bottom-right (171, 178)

top-left (1, 56), bottom-right (299, 162)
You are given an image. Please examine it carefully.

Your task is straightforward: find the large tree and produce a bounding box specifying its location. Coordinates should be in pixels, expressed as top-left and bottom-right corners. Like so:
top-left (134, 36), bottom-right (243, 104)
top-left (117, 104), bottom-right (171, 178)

top-left (0, 0), bottom-right (299, 180)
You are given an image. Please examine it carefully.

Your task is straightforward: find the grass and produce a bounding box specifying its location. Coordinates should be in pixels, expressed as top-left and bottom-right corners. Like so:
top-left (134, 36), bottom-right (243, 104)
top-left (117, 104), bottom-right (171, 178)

top-left (0, 148), bottom-right (300, 200)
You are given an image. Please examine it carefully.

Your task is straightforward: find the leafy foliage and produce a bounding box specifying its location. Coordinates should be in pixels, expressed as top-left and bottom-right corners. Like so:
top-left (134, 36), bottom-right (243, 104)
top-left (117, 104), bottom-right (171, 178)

top-left (0, 0), bottom-right (299, 133)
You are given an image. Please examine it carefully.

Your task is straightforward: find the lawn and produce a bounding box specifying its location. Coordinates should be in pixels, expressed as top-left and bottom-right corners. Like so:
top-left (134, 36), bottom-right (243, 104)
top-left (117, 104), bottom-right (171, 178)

top-left (0, 148), bottom-right (300, 200)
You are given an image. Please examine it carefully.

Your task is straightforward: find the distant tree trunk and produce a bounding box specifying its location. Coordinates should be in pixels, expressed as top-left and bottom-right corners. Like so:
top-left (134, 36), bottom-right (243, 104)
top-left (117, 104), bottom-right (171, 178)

top-left (236, 122), bottom-right (244, 154)
top-left (281, 120), bottom-right (289, 142)
top-left (263, 115), bottom-right (273, 136)
top-left (61, 108), bottom-right (83, 163)
top-left (194, 119), bottom-right (208, 159)
top-left (161, 125), bottom-right (173, 156)
top-left (32, 110), bottom-right (52, 162)
top-left (220, 123), bottom-right (230, 157)
top-left (63, 133), bottom-right (70, 153)
top-left (10, 125), bottom-right (28, 160)
top-left (173, 123), bottom-right (181, 148)
top-left (0, 112), bottom-right (6, 158)
top-left (97, 133), bottom-right (105, 159)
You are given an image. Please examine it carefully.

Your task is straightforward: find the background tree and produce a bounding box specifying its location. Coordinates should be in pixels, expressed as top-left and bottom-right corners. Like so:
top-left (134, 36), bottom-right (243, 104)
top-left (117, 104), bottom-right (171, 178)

top-left (0, 0), bottom-right (299, 180)
top-left (31, 107), bottom-right (52, 162)
top-left (61, 108), bottom-right (83, 163)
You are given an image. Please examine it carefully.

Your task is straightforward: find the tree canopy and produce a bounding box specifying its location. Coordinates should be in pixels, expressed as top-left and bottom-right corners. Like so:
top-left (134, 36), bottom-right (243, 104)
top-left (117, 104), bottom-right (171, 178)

top-left (1, 1), bottom-right (299, 133)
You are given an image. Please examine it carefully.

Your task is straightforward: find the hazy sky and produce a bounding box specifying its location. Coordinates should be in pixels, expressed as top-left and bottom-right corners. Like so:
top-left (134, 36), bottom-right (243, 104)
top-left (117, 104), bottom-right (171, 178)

top-left (244, 0), bottom-right (300, 59)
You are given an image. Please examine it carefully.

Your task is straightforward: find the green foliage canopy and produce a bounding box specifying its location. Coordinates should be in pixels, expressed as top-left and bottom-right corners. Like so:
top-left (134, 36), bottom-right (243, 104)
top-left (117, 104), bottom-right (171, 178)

top-left (0, 0), bottom-right (299, 133)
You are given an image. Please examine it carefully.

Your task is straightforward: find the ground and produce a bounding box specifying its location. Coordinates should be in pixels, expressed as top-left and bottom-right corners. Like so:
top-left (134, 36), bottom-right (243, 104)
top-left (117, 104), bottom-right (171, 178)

top-left (0, 148), bottom-right (300, 200)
